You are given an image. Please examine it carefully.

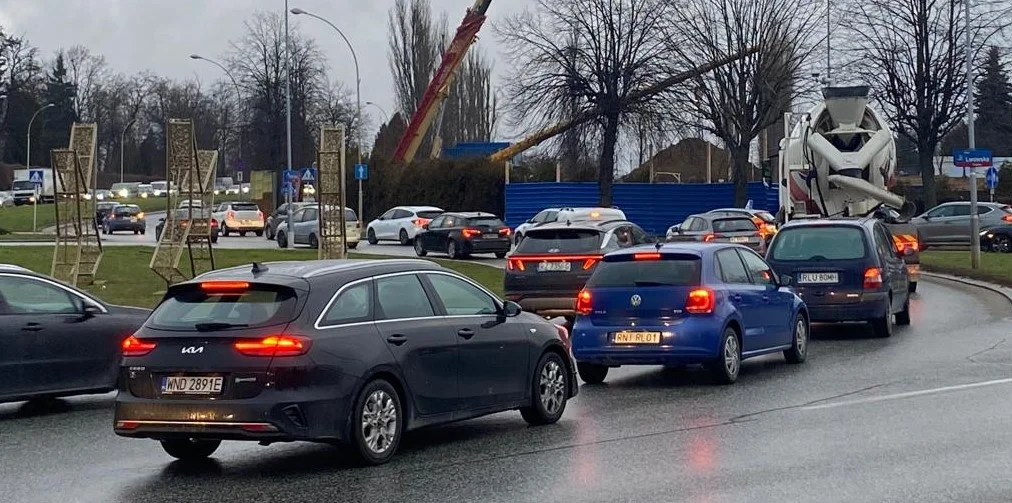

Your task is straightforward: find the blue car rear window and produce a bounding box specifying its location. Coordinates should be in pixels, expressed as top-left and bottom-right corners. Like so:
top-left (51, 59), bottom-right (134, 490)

top-left (586, 257), bottom-right (701, 287)
top-left (771, 226), bottom-right (867, 261)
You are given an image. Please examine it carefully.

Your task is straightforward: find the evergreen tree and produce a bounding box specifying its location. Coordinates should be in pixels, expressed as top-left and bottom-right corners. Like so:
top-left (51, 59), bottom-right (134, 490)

top-left (35, 51), bottom-right (77, 167)
top-left (941, 46), bottom-right (1012, 158)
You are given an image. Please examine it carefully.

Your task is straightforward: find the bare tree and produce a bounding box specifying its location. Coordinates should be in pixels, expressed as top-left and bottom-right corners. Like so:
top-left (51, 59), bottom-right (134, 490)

top-left (499, 0), bottom-right (675, 206)
top-left (439, 50), bottom-right (497, 146)
top-left (844, 0), bottom-right (1012, 208)
top-left (65, 45), bottom-right (108, 122)
top-left (388, 0), bottom-right (442, 117)
top-left (668, 0), bottom-right (820, 205)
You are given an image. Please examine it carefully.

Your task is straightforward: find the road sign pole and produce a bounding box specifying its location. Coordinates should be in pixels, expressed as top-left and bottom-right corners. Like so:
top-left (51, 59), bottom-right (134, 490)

top-left (32, 187), bottom-right (38, 233)
top-left (966, 0), bottom-right (980, 269)
top-left (358, 179), bottom-right (363, 229)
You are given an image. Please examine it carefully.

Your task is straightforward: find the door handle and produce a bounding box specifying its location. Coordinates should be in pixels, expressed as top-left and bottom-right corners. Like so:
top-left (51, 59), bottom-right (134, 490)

top-left (457, 328), bottom-right (475, 339)
top-left (386, 334), bottom-right (407, 346)
top-left (761, 295), bottom-right (770, 302)
top-left (22, 323), bottom-right (43, 332)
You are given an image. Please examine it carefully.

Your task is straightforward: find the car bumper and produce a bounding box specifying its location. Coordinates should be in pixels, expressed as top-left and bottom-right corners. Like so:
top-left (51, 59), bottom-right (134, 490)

top-left (465, 239), bottom-right (511, 253)
top-left (804, 292), bottom-right (889, 322)
top-left (571, 317), bottom-right (725, 365)
top-left (223, 221), bottom-right (265, 231)
top-left (108, 221), bottom-right (146, 230)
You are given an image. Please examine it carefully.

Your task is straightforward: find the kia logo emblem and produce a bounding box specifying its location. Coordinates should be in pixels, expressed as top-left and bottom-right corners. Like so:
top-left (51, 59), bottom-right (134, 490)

top-left (181, 346), bottom-right (204, 354)
top-left (630, 295), bottom-right (642, 307)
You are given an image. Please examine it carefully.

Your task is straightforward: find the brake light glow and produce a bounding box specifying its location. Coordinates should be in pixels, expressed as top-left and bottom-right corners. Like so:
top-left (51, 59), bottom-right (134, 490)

top-left (257, 210), bottom-right (264, 221)
top-left (576, 289), bottom-right (592, 315)
top-left (499, 228), bottom-right (512, 236)
top-left (210, 218), bottom-right (219, 227)
top-left (412, 218), bottom-right (431, 227)
top-left (507, 258), bottom-right (526, 271)
top-left (892, 234), bottom-right (919, 252)
top-left (633, 252), bottom-right (662, 260)
top-left (122, 335), bottom-right (157, 357)
top-left (685, 288), bottom-right (714, 314)
top-left (1003, 214), bottom-right (1012, 223)
top-left (200, 281), bottom-right (249, 292)
top-left (703, 234), bottom-right (716, 242)
top-left (234, 335), bottom-right (311, 357)
top-left (863, 267), bottom-right (883, 289)
top-left (226, 210), bottom-right (236, 220)
top-left (582, 257), bottom-right (599, 270)
top-left (462, 228), bottom-right (481, 239)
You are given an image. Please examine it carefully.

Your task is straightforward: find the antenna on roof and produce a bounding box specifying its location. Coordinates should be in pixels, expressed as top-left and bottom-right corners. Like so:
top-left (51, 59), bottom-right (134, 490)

top-left (251, 262), bottom-right (269, 275)
top-left (654, 241), bottom-right (663, 251)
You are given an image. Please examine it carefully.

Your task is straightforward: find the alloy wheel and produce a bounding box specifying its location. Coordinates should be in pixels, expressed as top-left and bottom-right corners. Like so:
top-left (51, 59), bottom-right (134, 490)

top-left (795, 318), bottom-right (807, 356)
top-left (539, 360), bottom-right (566, 415)
top-left (724, 334), bottom-right (740, 377)
top-left (361, 390), bottom-right (398, 455)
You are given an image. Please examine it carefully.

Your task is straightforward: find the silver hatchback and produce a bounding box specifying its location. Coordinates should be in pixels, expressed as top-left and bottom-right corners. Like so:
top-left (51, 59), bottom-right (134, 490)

top-left (912, 202), bottom-right (1012, 247)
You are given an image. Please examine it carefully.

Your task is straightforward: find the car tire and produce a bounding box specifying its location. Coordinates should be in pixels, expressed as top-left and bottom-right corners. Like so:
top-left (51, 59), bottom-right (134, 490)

top-left (349, 379), bottom-right (402, 466)
top-left (783, 314), bottom-right (809, 364)
top-left (399, 229), bottom-right (410, 246)
top-left (446, 239), bottom-right (460, 259)
top-left (309, 234), bottom-right (319, 249)
top-left (240, 231), bottom-right (247, 237)
top-left (495, 251), bottom-right (507, 259)
top-left (277, 231), bottom-right (288, 249)
top-left (255, 230), bottom-right (264, 237)
top-left (414, 239), bottom-right (428, 257)
top-left (133, 229), bottom-right (139, 235)
top-left (101, 226), bottom-right (107, 235)
top-left (709, 326), bottom-right (741, 384)
top-left (908, 281), bottom-right (917, 293)
top-left (210, 234), bottom-right (218, 244)
top-left (367, 228), bottom-right (378, 245)
top-left (140, 229), bottom-right (146, 235)
top-left (995, 235), bottom-right (1011, 253)
top-left (895, 295), bottom-right (911, 326)
top-left (871, 297), bottom-right (894, 338)
top-left (347, 242), bottom-right (358, 250)
top-left (222, 225), bottom-right (230, 237)
top-left (160, 439), bottom-right (221, 461)
top-left (577, 362), bottom-right (609, 385)
top-left (266, 226), bottom-right (274, 240)
top-left (520, 351), bottom-right (569, 426)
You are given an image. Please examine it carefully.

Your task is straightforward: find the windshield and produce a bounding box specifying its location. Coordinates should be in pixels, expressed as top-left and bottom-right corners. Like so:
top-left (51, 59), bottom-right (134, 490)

top-left (417, 210), bottom-right (443, 219)
top-left (516, 229), bottom-right (602, 254)
top-left (345, 208), bottom-right (358, 222)
top-left (771, 226), bottom-right (868, 261)
top-left (151, 182), bottom-right (167, 190)
top-left (12, 180), bottom-right (35, 190)
top-left (587, 257), bottom-right (701, 287)
top-left (467, 217), bottom-right (505, 227)
top-left (713, 218), bottom-right (757, 233)
top-left (148, 283), bottom-right (299, 331)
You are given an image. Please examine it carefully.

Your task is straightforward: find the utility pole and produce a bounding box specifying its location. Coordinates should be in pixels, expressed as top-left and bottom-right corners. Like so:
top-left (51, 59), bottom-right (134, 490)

top-left (285, 0), bottom-right (295, 249)
top-left (826, 0), bottom-right (831, 85)
top-left (966, 0), bottom-right (980, 269)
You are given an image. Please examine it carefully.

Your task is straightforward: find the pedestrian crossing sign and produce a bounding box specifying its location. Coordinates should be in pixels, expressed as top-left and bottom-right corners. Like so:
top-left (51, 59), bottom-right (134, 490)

top-left (29, 169), bottom-right (44, 186)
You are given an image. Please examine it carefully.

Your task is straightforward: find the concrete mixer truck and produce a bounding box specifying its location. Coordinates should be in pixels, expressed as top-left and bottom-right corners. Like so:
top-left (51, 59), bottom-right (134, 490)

top-left (778, 85), bottom-right (921, 292)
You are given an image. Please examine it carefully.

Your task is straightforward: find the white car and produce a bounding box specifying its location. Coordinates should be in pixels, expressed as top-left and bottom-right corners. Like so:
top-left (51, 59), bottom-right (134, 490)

top-left (513, 207), bottom-right (563, 244)
top-left (366, 205), bottom-right (444, 245)
top-left (211, 201), bottom-right (265, 237)
top-left (514, 207), bottom-right (627, 244)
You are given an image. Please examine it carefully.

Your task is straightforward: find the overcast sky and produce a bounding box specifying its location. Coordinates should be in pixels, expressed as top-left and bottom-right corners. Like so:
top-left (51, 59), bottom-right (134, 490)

top-left (0, 0), bottom-right (538, 139)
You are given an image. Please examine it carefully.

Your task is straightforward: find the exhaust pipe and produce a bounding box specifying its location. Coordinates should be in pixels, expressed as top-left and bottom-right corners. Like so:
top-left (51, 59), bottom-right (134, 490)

top-left (827, 174), bottom-right (917, 220)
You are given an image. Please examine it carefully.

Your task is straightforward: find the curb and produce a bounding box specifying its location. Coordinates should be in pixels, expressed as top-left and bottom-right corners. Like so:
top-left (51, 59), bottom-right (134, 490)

top-left (921, 271), bottom-right (1012, 305)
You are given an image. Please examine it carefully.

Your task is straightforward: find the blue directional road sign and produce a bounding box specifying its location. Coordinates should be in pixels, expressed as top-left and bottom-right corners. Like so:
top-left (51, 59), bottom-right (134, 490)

top-left (28, 169), bottom-right (44, 187)
top-left (986, 166), bottom-right (1000, 190)
top-left (300, 167), bottom-right (317, 183)
top-left (280, 182), bottom-right (295, 196)
top-left (283, 169), bottom-right (297, 183)
top-left (355, 163), bottom-right (368, 181)
top-left (954, 148), bottom-right (993, 168)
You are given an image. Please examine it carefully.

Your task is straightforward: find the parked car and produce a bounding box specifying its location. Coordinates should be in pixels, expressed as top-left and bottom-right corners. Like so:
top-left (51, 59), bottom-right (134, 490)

top-left (276, 204), bottom-right (361, 249)
top-left (706, 207), bottom-right (778, 243)
top-left (155, 209), bottom-right (219, 244)
top-left (212, 201), bottom-right (265, 237)
top-left (765, 218), bottom-right (912, 338)
top-left (667, 214), bottom-right (767, 253)
top-left (570, 243), bottom-right (809, 385)
top-left (0, 264), bottom-right (150, 404)
top-left (366, 206), bottom-right (444, 245)
top-left (911, 201), bottom-right (1012, 248)
top-left (113, 260), bottom-right (576, 464)
top-left (103, 204), bottom-right (146, 235)
top-left (265, 202), bottom-right (312, 240)
top-left (504, 219), bottom-right (652, 321)
top-left (414, 212), bottom-right (512, 259)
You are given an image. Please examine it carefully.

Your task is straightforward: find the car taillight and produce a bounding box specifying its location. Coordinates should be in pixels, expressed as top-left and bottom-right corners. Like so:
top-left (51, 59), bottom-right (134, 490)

top-left (122, 335), bottom-right (157, 357)
top-left (499, 228), bottom-right (511, 236)
top-left (703, 234), bottom-right (716, 242)
top-left (863, 267), bottom-right (883, 289)
top-left (1002, 214), bottom-right (1012, 223)
top-left (210, 218), bottom-right (218, 227)
top-left (582, 257), bottom-right (599, 270)
top-left (257, 210), bottom-right (264, 220)
top-left (412, 218), bottom-right (430, 227)
top-left (633, 252), bottom-right (661, 260)
top-left (234, 335), bottom-right (311, 357)
top-left (576, 289), bottom-right (592, 315)
top-left (200, 281), bottom-right (249, 292)
top-left (227, 210), bottom-right (236, 220)
top-left (685, 288), bottom-right (714, 314)
top-left (462, 228), bottom-right (481, 239)
top-left (507, 258), bottom-right (526, 271)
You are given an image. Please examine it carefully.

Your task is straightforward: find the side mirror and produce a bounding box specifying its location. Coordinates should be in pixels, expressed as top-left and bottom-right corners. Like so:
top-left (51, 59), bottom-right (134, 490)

top-left (503, 301), bottom-right (522, 318)
top-left (81, 304), bottom-right (102, 318)
top-left (780, 274), bottom-right (793, 286)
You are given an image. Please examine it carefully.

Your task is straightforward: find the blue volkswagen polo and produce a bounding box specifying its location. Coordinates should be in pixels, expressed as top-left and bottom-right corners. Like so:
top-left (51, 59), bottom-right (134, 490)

top-left (571, 243), bottom-right (809, 384)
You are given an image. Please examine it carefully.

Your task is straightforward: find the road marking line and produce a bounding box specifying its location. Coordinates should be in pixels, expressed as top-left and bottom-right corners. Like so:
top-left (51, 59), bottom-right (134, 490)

top-left (802, 377), bottom-right (1012, 411)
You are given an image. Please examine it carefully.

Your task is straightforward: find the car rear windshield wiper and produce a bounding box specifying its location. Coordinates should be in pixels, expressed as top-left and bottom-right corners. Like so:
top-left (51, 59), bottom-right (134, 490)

top-left (194, 322), bottom-right (249, 332)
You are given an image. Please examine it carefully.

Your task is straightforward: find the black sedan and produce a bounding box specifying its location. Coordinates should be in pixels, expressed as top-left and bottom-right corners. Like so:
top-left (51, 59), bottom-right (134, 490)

top-left (0, 265), bottom-right (150, 404)
top-left (114, 259), bottom-right (577, 465)
top-left (413, 212), bottom-right (512, 259)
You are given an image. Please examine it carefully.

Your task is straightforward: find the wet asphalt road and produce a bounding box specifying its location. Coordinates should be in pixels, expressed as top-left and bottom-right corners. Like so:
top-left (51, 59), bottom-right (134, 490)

top-left (2, 276), bottom-right (1012, 503)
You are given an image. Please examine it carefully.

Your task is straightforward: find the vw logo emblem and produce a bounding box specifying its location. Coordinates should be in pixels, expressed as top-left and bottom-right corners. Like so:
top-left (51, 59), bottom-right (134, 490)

top-left (630, 295), bottom-right (642, 307)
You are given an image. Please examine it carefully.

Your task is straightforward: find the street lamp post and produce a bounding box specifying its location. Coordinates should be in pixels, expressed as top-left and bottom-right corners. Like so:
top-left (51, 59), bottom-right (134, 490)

top-left (27, 103), bottom-right (55, 233)
top-left (190, 54), bottom-right (244, 182)
top-left (966, 0), bottom-right (981, 269)
top-left (285, 1), bottom-right (295, 249)
top-left (120, 118), bottom-right (137, 183)
top-left (291, 7), bottom-right (364, 225)
top-left (365, 101), bottom-right (390, 124)
top-left (26, 103), bottom-right (56, 171)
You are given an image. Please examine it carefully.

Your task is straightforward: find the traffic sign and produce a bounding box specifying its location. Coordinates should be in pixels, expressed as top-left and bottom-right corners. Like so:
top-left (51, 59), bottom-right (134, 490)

top-left (300, 167), bottom-right (317, 182)
top-left (283, 169), bottom-right (297, 183)
top-left (986, 166), bottom-right (999, 189)
top-left (954, 148), bottom-right (992, 168)
top-left (28, 169), bottom-right (44, 187)
top-left (355, 163), bottom-right (368, 181)
top-left (280, 182), bottom-right (295, 195)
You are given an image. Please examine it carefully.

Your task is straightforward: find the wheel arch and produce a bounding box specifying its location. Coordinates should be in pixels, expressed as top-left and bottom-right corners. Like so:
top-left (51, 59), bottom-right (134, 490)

top-left (347, 368), bottom-right (413, 437)
top-left (722, 317), bottom-right (743, 352)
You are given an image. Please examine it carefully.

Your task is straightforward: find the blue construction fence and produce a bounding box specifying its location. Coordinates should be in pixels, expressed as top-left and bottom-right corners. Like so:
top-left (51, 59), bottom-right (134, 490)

top-left (504, 182), bottom-right (780, 235)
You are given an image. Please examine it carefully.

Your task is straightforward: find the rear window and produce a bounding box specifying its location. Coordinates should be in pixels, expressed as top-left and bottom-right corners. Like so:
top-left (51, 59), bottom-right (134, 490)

top-left (416, 211), bottom-right (443, 219)
top-left (770, 226), bottom-right (867, 261)
top-left (515, 229), bottom-right (602, 254)
top-left (147, 283), bottom-right (299, 331)
top-left (231, 203), bottom-right (260, 211)
top-left (114, 205), bottom-right (141, 215)
top-left (467, 216), bottom-right (505, 227)
top-left (345, 208), bottom-right (358, 222)
top-left (587, 257), bottom-right (701, 287)
top-left (713, 218), bottom-right (757, 233)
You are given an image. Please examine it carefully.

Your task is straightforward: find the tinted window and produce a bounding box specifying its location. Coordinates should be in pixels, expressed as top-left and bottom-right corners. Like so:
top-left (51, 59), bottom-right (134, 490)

top-left (690, 218), bottom-right (707, 231)
top-left (380, 209), bottom-right (396, 219)
top-left (231, 203), bottom-right (260, 211)
top-left (114, 205), bottom-right (141, 215)
top-left (586, 257), bottom-right (701, 287)
top-left (926, 205), bottom-right (956, 218)
top-left (322, 282), bottom-right (372, 325)
top-left (977, 206), bottom-right (994, 215)
top-left (467, 217), bottom-right (505, 227)
top-left (0, 276), bottom-right (80, 314)
top-left (873, 225), bottom-right (895, 258)
top-left (716, 250), bottom-right (751, 283)
top-left (426, 274), bottom-right (498, 316)
top-left (429, 216), bottom-right (447, 229)
top-left (12, 180), bottom-right (35, 190)
top-left (516, 229), bottom-right (602, 254)
top-left (771, 226), bottom-right (867, 261)
top-left (344, 208), bottom-right (358, 222)
top-left (148, 284), bottom-right (298, 330)
top-left (713, 218), bottom-right (757, 233)
top-left (739, 250), bottom-right (776, 286)
top-left (375, 275), bottom-right (434, 320)
top-left (392, 209), bottom-right (412, 219)
top-left (951, 204), bottom-right (971, 216)
top-left (416, 210), bottom-right (443, 219)
top-left (303, 208), bottom-right (319, 221)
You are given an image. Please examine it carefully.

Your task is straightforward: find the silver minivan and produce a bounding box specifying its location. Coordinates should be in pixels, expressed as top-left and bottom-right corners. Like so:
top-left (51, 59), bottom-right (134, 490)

top-left (912, 201), bottom-right (1012, 247)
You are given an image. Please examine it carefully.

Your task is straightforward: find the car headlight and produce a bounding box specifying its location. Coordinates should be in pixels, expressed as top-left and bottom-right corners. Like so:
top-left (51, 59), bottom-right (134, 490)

top-left (242, 186), bottom-right (250, 194)
top-left (981, 230), bottom-right (991, 237)
top-left (118, 189), bottom-right (128, 198)
top-left (153, 190), bottom-right (161, 196)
